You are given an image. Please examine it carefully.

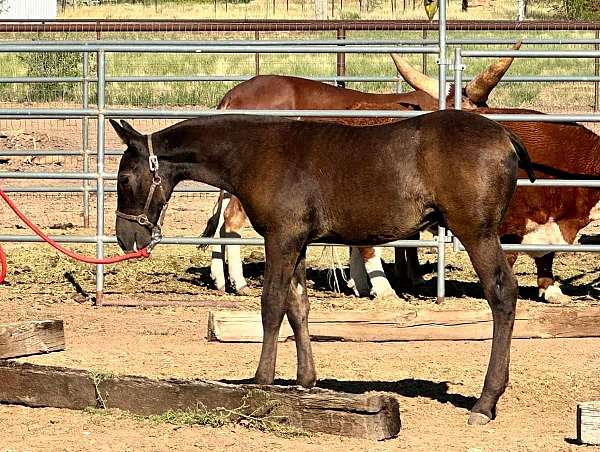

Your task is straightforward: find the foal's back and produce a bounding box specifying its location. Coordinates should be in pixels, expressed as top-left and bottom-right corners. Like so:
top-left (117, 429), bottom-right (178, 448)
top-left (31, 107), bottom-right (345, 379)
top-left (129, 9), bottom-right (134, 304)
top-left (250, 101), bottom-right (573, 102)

top-left (219, 110), bottom-right (519, 245)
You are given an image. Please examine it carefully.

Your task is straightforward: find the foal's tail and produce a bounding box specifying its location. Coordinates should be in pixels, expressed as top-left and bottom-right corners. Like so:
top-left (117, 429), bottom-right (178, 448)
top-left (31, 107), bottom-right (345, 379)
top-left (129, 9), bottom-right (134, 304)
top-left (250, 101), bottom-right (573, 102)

top-left (508, 132), bottom-right (536, 183)
top-left (199, 190), bottom-right (225, 250)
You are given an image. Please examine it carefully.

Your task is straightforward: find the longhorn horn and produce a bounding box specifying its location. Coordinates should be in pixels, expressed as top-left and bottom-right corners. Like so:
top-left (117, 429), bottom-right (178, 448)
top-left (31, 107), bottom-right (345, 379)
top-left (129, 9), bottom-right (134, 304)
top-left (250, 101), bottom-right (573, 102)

top-left (390, 53), bottom-right (439, 99)
top-left (465, 40), bottom-right (523, 104)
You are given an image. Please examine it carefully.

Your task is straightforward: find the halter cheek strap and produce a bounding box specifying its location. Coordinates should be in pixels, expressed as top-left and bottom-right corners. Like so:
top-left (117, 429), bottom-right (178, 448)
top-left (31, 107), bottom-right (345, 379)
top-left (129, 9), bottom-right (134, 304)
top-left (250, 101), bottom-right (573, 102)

top-left (115, 133), bottom-right (169, 251)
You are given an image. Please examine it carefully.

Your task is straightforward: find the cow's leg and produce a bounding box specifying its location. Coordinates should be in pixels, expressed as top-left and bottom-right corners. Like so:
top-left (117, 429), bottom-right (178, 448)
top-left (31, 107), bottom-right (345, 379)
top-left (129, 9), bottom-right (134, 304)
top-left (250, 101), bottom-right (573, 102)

top-left (223, 197), bottom-right (250, 295)
top-left (348, 247), bottom-right (369, 297)
top-left (535, 252), bottom-right (568, 304)
top-left (254, 236), bottom-right (303, 386)
top-left (394, 235), bottom-right (426, 288)
top-left (463, 234), bottom-right (518, 425)
top-left (209, 197), bottom-right (230, 292)
top-left (361, 247), bottom-right (399, 300)
top-left (285, 248), bottom-right (316, 388)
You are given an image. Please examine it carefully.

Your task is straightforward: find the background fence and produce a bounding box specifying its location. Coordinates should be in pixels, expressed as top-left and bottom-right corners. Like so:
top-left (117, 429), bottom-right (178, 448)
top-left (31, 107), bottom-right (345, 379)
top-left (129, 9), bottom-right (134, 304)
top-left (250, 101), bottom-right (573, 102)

top-left (2, 16), bottom-right (600, 303)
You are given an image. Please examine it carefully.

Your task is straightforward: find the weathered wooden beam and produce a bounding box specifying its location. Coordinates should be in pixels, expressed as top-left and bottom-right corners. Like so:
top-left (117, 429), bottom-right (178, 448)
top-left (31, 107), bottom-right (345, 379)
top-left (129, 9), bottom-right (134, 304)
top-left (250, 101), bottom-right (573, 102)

top-left (0, 320), bottom-right (65, 359)
top-left (98, 298), bottom-right (242, 309)
top-left (578, 401), bottom-right (600, 445)
top-left (207, 306), bottom-right (600, 343)
top-left (0, 361), bottom-right (400, 440)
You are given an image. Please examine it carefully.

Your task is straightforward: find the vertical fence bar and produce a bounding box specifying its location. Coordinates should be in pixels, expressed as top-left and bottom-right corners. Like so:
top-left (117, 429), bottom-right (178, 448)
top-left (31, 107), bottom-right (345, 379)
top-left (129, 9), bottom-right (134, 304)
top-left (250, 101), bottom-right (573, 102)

top-left (336, 28), bottom-right (346, 88)
top-left (595, 30), bottom-right (599, 112)
top-left (255, 31), bottom-right (260, 76)
top-left (422, 29), bottom-right (428, 75)
top-left (436, 0), bottom-right (447, 304)
top-left (82, 51), bottom-right (90, 228)
top-left (454, 48), bottom-right (463, 109)
top-left (452, 48), bottom-right (464, 254)
top-left (95, 49), bottom-right (106, 306)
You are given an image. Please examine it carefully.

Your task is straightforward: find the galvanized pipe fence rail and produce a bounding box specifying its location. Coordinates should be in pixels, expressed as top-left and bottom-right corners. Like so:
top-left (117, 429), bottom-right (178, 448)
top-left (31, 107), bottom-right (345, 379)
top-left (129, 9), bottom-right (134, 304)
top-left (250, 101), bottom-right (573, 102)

top-left (2, 21), bottom-right (600, 303)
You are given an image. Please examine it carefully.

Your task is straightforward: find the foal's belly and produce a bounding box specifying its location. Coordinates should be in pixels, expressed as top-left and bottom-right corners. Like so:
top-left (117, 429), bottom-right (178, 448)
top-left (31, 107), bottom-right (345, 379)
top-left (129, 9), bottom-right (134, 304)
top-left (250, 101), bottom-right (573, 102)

top-left (317, 209), bottom-right (428, 246)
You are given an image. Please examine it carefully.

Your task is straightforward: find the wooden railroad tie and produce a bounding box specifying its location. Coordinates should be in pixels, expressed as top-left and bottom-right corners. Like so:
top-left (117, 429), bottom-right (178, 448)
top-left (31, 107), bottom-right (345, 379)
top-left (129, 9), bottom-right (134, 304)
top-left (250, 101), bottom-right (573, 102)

top-left (578, 401), bottom-right (600, 445)
top-left (0, 320), bottom-right (65, 359)
top-left (207, 306), bottom-right (600, 343)
top-left (0, 361), bottom-right (400, 440)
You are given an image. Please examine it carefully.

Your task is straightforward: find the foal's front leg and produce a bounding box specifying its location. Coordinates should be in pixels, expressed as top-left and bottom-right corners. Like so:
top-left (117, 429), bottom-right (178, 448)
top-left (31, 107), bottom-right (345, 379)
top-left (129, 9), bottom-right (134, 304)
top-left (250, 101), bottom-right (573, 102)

top-left (254, 236), bottom-right (303, 385)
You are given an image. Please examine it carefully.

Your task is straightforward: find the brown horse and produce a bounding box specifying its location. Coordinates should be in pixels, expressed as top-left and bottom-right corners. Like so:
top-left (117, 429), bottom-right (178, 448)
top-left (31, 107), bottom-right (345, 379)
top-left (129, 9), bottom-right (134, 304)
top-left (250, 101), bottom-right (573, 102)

top-left (112, 110), bottom-right (534, 425)
top-left (202, 45), bottom-right (521, 298)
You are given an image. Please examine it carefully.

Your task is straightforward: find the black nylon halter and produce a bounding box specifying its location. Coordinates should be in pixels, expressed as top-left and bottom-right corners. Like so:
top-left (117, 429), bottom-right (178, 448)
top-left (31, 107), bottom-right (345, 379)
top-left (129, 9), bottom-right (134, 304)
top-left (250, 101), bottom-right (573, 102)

top-left (115, 134), bottom-right (168, 251)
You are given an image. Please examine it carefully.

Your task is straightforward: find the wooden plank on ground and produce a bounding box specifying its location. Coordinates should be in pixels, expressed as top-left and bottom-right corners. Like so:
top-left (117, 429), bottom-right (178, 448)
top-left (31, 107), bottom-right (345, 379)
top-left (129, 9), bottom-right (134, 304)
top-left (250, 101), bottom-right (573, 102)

top-left (578, 401), bottom-right (600, 445)
top-left (207, 306), bottom-right (600, 343)
top-left (0, 320), bottom-right (65, 359)
top-left (99, 298), bottom-right (242, 309)
top-left (0, 361), bottom-right (400, 440)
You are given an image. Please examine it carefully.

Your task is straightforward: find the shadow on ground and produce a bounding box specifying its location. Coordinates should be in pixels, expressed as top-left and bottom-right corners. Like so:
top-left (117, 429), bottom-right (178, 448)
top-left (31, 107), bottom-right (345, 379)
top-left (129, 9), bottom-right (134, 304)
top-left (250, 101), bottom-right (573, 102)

top-left (181, 257), bottom-right (600, 301)
top-left (222, 377), bottom-right (477, 410)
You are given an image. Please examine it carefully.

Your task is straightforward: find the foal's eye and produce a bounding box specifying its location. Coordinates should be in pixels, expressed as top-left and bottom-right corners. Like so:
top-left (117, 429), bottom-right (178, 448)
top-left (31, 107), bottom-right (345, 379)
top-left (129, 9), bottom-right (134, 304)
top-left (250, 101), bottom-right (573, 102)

top-left (118, 174), bottom-right (130, 186)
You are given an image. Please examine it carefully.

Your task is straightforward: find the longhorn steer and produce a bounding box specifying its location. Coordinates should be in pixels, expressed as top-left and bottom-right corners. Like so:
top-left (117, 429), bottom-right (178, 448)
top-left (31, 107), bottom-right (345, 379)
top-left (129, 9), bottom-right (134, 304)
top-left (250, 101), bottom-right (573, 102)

top-left (112, 110), bottom-right (535, 425)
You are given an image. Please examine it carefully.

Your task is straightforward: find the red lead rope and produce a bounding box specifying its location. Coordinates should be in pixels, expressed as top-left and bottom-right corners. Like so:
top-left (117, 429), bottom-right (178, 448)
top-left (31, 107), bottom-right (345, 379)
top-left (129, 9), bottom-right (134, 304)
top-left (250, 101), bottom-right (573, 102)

top-left (0, 188), bottom-right (150, 284)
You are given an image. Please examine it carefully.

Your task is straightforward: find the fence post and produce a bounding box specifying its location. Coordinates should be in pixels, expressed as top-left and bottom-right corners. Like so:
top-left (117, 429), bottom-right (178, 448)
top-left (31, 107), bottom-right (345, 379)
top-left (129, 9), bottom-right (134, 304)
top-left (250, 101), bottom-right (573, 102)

top-left (436, 0), bottom-right (447, 304)
top-left (422, 29), bottom-right (428, 75)
top-left (82, 51), bottom-right (90, 228)
top-left (95, 49), bottom-right (106, 306)
top-left (255, 31), bottom-right (260, 75)
top-left (336, 28), bottom-right (346, 88)
top-left (452, 48), bottom-right (464, 256)
top-left (595, 30), bottom-right (599, 112)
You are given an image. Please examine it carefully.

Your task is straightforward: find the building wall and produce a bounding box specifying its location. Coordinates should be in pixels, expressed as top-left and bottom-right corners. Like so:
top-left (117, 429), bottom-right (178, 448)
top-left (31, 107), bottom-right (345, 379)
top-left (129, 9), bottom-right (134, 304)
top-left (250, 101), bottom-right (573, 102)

top-left (0, 0), bottom-right (57, 19)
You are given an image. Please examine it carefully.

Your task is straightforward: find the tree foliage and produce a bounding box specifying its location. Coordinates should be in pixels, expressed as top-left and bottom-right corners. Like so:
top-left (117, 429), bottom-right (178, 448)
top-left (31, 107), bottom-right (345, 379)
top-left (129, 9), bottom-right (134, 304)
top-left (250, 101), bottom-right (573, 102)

top-left (550, 0), bottom-right (600, 20)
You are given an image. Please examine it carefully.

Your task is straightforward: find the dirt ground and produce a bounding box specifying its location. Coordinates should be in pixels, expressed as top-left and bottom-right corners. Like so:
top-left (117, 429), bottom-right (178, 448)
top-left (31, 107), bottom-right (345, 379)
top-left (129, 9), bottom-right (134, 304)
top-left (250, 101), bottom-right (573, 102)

top-left (1, 117), bottom-right (600, 451)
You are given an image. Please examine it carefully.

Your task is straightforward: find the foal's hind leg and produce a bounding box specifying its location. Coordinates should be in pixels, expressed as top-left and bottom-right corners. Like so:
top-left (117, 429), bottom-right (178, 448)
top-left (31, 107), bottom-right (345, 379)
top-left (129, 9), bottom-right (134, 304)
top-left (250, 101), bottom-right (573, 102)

top-left (286, 249), bottom-right (316, 387)
top-left (254, 235), bottom-right (304, 386)
top-left (462, 234), bottom-right (518, 425)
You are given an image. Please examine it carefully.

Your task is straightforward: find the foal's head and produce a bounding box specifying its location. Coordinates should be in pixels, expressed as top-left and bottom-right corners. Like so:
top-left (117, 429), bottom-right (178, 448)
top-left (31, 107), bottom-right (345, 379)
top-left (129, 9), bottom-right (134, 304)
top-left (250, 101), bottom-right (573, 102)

top-left (111, 119), bottom-right (173, 253)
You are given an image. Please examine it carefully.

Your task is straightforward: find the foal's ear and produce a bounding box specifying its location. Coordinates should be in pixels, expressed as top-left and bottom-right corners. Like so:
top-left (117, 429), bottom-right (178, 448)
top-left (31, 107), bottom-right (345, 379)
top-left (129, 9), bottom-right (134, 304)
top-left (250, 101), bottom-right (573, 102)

top-left (109, 119), bottom-right (142, 145)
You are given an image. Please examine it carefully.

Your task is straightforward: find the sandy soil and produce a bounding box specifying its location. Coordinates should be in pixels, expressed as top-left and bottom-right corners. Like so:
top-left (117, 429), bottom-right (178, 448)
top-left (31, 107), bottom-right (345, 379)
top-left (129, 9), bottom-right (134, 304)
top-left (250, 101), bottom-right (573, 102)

top-left (1, 116), bottom-right (600, 451)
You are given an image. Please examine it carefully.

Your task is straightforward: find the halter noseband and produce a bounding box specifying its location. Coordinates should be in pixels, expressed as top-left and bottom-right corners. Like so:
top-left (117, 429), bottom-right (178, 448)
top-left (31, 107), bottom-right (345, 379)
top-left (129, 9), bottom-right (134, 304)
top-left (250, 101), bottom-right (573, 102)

top-left (115, 134), bottom-right (169, 251)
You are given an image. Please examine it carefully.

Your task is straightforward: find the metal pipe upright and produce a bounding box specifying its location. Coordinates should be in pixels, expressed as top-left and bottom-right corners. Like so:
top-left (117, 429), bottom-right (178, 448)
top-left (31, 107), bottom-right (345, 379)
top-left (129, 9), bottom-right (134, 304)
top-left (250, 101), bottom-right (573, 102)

top-left (436, 0), bottom-right (447, 303)
top-left (452, 48), bottom-right (463, 254)
top-left (82, 51), bottom-right (90, 228)
top-left (594, 30), bottom-right (600, 111)
top-left (95, 50), bottom-right (106, 306)
top-left (438, 0), bottom-right (447, 111)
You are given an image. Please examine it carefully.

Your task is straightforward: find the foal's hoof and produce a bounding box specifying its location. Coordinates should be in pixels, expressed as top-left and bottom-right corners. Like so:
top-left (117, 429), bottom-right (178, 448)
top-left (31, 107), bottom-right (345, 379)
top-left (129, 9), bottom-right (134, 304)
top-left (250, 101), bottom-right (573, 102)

top-left (235, 285), bottom-right (252, 296)
top-left (468, 412), bottom-right (491, 426)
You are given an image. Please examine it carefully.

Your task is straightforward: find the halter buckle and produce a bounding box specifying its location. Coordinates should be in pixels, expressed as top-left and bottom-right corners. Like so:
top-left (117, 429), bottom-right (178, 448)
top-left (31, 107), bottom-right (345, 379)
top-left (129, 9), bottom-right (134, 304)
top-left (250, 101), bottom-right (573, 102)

top-left (137, 215), bottom-right (151, 226)
top-left (149, 155), bottom-right (159, 172)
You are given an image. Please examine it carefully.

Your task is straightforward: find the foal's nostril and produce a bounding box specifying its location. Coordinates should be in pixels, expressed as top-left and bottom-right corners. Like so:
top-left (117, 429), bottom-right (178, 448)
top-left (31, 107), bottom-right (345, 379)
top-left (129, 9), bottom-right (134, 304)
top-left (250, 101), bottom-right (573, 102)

top-left (117, 236), bottom-right (126, 251)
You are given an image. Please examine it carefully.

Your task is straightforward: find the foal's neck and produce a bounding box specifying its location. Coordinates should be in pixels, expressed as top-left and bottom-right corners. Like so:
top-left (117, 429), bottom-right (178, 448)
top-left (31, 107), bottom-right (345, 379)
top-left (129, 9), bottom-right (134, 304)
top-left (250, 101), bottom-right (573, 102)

top-left (157, 117), bottom-right (250, 194)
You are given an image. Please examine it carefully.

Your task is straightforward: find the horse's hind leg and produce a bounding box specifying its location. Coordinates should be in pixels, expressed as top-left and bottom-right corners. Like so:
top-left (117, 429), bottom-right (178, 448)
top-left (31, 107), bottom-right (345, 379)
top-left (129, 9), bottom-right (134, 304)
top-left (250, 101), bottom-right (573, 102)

top-left (254, 235), bottom-right (304, 386)
top-left (462, 234), bottom-right (518, 425)
top-left (286, 248), bottom-right (316, 388)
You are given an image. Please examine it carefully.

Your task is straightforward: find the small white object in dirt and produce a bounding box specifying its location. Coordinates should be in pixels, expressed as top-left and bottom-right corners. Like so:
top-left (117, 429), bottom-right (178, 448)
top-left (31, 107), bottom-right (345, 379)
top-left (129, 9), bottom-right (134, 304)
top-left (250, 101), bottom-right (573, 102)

top-left (578, 401), bottom-right (600, 445)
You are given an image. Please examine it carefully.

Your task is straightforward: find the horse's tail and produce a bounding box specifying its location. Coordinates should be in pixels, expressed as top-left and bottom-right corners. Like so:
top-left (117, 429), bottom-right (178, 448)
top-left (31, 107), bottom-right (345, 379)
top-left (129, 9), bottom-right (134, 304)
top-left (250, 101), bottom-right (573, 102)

top-left (508, 131), bottom-right (536, 183)
top-left (199, 190), bottom-right (225, 250)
